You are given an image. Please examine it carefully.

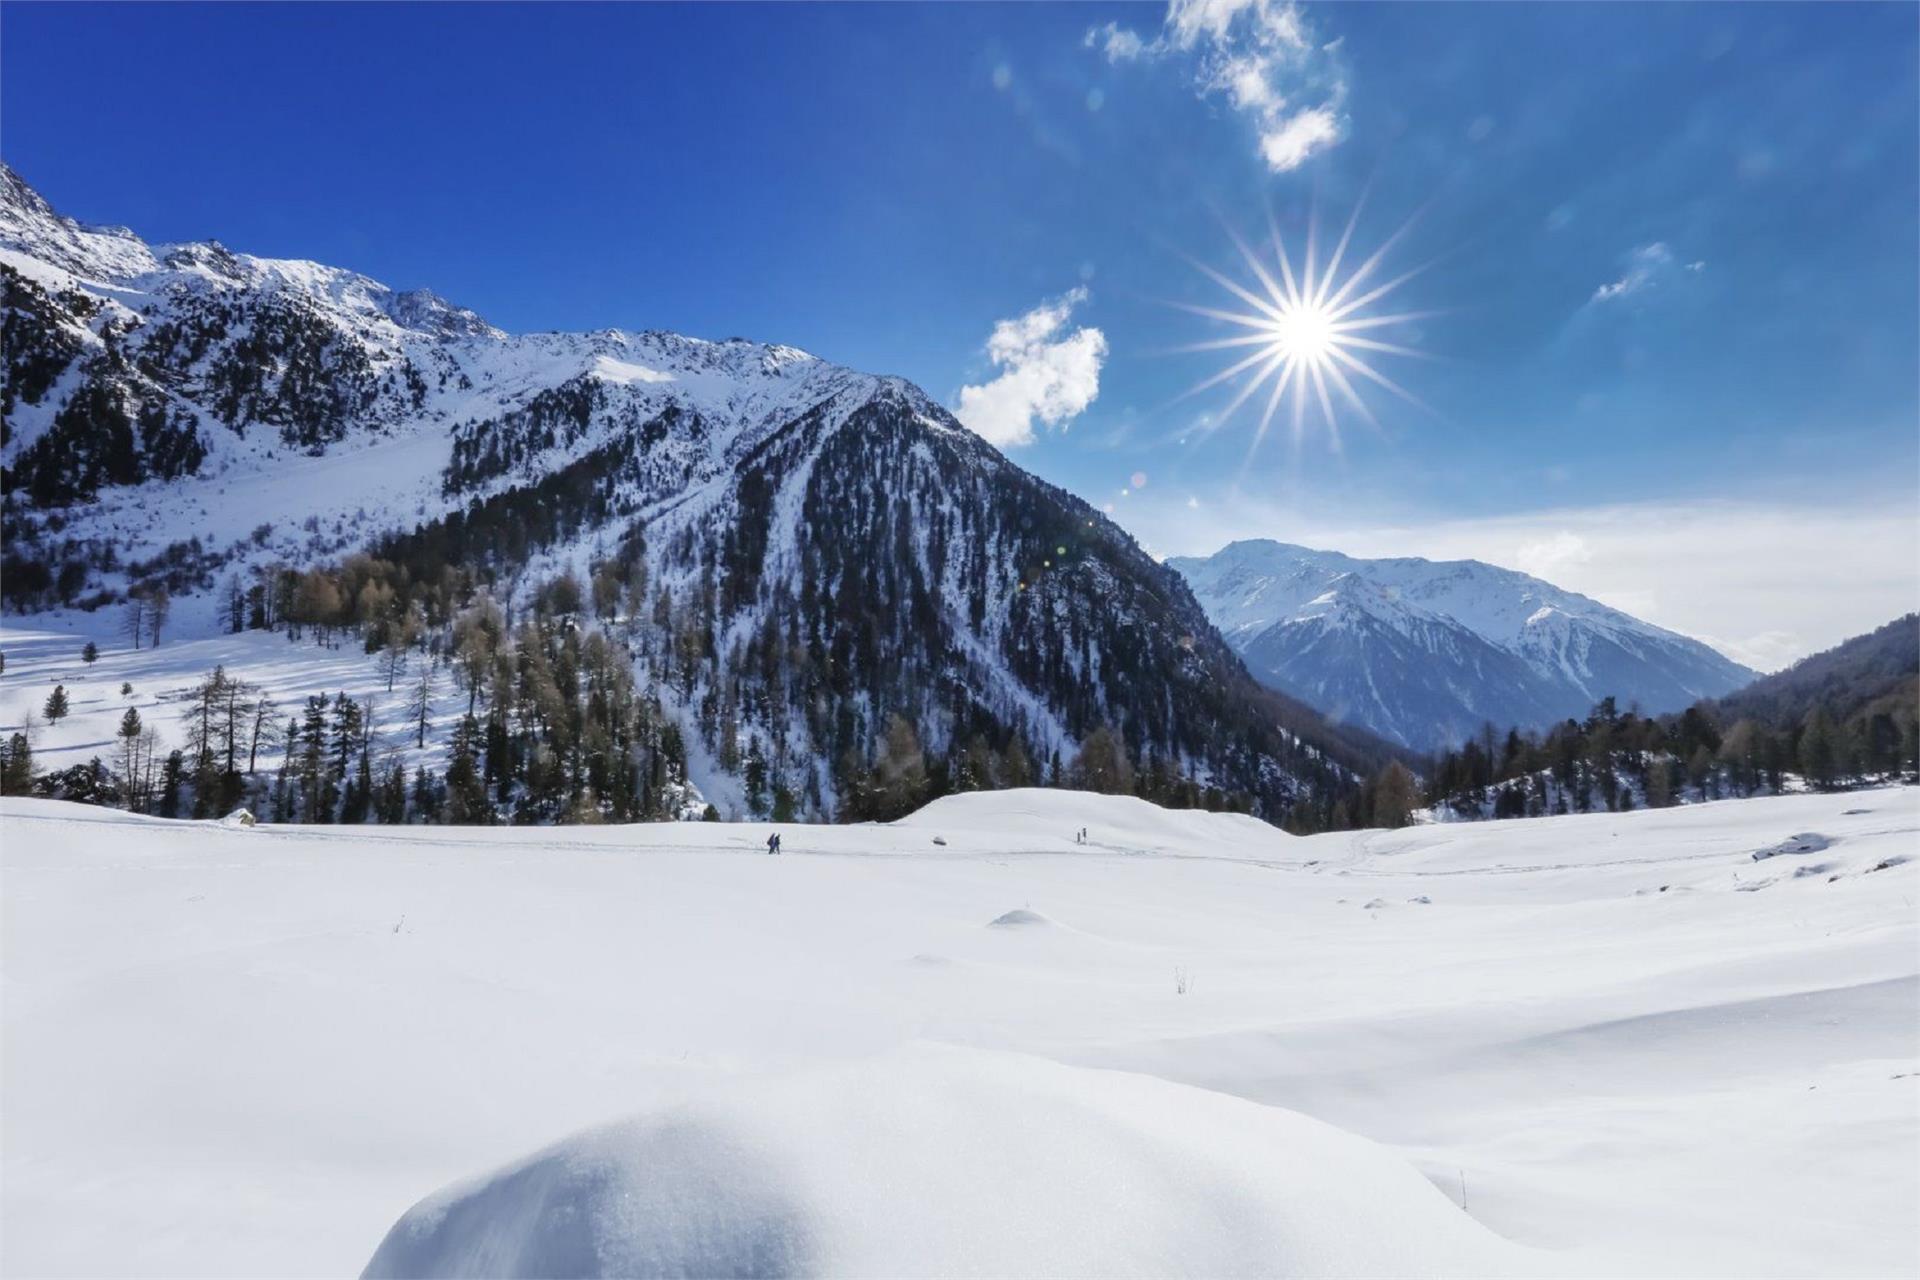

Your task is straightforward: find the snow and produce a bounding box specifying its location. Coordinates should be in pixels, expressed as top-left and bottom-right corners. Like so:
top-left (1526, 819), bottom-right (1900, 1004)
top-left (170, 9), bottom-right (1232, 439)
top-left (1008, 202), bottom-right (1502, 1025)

top-left (590, 354), bottom-right (675, 385)
top-left (361, 1046), bottom-right (1544, 1279)
top-left (1171, 539), bottom-right (1758, 748)
top-left (1171, 538), bottom-right (1753, 675)
top-left (2, 165), bottom-right (885, 592)
top-left (3, 787), bottom-right (1916, 1277)
top-left (0, 622), bottom-right (469, 781)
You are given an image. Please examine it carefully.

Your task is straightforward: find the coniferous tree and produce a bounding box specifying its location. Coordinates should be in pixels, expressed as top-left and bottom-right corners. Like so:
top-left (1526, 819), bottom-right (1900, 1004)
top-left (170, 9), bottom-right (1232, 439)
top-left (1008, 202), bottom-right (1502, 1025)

top-left (158, 750), bottom-right (184, 818)
top-left (0, 732), bottom-right (35, 795)
top-left (743, 738), bottom-right (768, 817)
top-left (115, 708), bottom-right (145, 810)
top-left (297, 697), bottom-right (329, 821)
top-left (407, 662), bottom-right (433, 749)
top-left (444, 714), bottom-right (487, 824)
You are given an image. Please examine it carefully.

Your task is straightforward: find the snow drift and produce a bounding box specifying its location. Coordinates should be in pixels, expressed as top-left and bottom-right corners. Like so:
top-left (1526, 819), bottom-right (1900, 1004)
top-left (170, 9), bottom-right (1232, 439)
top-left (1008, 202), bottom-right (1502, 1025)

top-left (361, 1046), bottom-right (1541, 1279)
top-left (5, 788), bottom-right (1914, 1277)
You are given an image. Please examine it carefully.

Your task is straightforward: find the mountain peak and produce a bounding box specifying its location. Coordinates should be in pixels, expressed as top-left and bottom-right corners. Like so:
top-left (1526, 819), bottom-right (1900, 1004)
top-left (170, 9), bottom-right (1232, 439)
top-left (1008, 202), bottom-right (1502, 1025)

top-left (0, 163), bottom-right (159, 281)
top-left (1174, 539), bottom-right (1757, 748)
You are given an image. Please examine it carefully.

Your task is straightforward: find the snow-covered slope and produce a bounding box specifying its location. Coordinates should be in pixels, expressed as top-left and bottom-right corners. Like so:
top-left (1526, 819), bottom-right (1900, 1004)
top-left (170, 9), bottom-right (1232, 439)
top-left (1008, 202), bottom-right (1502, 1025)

top-left (1, 167), bottom-right (1364, 819)
top-left (3, 787), bottom-right (1914, 1276)
top-left (1171, 540), bottom-right (1758, 749)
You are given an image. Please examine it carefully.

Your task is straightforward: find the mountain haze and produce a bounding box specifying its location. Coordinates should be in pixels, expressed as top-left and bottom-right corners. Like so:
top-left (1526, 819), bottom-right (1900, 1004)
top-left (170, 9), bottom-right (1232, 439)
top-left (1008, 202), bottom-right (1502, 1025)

top-left (1171, 539), bottom-right (1757, 751)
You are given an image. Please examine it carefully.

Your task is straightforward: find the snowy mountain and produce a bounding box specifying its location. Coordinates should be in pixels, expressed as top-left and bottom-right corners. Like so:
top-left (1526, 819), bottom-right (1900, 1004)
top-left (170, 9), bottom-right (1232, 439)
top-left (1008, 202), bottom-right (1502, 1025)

top-left (0, 166), bottom-right (1375, 820)
top-left (1169, 540), bottom-right (1757, 751)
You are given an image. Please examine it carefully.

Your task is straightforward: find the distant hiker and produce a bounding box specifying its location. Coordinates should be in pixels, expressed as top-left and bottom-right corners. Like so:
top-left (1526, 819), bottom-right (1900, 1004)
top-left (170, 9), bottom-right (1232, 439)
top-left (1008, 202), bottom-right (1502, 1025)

top-left (766, 832), bottom-right (782, 855)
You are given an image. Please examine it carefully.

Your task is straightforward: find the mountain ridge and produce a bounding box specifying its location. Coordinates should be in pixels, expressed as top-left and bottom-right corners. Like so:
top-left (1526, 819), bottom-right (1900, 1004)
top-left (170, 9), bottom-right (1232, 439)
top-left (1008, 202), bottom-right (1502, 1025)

top-left (1170, 538), bottom-right (1757, 750)
top-left (0, 165), bottom-right (1389, 824)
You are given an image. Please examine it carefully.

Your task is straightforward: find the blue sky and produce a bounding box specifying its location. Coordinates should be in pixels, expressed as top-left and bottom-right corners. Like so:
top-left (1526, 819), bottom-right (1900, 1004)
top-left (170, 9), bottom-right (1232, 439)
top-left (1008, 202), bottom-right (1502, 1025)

top-left (5, 2), bottom-right (1915, 665)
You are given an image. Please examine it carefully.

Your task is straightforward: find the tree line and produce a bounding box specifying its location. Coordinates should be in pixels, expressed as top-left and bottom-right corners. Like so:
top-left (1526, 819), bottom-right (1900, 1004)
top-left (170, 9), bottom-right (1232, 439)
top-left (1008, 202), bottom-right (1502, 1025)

top-left (1415, 692), bottom-right (1916, 824)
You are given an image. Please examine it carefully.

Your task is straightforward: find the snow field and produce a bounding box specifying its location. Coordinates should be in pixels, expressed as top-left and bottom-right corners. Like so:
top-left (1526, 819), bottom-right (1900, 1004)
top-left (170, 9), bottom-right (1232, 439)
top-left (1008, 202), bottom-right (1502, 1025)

top-left (1, 787), bottom-right (1915, 1276)
top-left (0, 621), bottom-right (472, 783)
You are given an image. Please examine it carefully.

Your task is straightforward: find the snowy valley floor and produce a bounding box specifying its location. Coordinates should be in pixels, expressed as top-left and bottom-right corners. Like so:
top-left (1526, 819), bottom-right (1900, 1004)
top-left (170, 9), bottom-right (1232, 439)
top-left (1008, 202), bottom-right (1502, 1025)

top-left (2, 788), bottom-right (1917, 1277)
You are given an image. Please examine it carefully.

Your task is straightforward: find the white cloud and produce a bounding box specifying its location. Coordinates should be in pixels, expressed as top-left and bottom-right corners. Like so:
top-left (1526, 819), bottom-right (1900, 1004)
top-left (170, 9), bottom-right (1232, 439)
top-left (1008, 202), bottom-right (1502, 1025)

top-left (1112, 491), bottom-right (1920, 672)
top-left (955, 288), bottom-right (1108, 449)
top-left (1513, 530), bottom-right (1594, 578)
top-left (1084, 21), bottom-right (1145, 62)
top-left (1591, 241), bottom-right (1698, 303)
top-left (1258, 105), bottom-right (1343, 173)
top-left (1087, 0), bottom-right (1348, 173)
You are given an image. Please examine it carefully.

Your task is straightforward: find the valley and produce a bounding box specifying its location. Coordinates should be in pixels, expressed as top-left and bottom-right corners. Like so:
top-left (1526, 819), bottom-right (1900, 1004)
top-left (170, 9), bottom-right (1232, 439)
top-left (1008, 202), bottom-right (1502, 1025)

top-left (3, 787), bottom-right (1914, 1276)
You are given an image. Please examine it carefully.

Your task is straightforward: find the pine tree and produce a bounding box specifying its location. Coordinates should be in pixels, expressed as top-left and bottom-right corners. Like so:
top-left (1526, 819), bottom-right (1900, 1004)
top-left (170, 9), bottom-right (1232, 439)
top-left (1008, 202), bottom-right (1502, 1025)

top-left (444, 714), bottom-right (487, 824)
top-left (298, 697), bottom-right (329, 821)
top-left (158, 750), bottom-right (184, 818)
top-left (407, 662), bottom-right (433, 748)
top-left (0, 732), bottom-right (34, 795)
top-left (743, 738), bottom-right (768, 816)
top-left (81, 641), bottom-right (99, 666)
top-left (115, 708), bottom-right (145, 810)
top-left (43, 685), bottom-right (69, 723)
top-left (411, 766), bottom-right (439, 823)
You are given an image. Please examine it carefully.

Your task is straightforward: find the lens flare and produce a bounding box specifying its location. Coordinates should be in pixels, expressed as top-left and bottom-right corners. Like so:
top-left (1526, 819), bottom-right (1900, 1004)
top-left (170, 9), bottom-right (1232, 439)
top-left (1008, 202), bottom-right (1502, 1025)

top-left (1174, 202), bottom-right (1438, 456)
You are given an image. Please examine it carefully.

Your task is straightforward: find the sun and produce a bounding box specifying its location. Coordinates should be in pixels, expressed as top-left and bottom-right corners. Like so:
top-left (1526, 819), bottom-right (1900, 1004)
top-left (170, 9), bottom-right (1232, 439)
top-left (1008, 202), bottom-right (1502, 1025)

top-left (1174, 204), bottom-right (1435, 455)
top-left (1269, 301), bottom-right (1337, 363)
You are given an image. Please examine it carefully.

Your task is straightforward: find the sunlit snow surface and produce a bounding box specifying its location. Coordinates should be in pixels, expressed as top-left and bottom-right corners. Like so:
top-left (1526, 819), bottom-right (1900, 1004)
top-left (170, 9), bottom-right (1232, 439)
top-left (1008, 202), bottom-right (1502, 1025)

top-left (2, 788), bottom-right (1916, 1277)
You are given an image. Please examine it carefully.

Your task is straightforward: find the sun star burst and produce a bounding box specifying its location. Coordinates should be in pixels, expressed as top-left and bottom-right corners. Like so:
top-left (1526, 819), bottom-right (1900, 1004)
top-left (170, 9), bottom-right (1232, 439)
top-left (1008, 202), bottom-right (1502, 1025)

top-left (1176, 204), bottom-right (1436, 456)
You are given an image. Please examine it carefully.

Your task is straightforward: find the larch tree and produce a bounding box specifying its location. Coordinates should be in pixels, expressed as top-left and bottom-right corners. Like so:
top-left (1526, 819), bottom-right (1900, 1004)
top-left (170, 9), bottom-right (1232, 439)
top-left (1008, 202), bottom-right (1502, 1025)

top-left (146, 588), bottom-right (171, 648)
top-left (123, 594), bottom-right (147, 650)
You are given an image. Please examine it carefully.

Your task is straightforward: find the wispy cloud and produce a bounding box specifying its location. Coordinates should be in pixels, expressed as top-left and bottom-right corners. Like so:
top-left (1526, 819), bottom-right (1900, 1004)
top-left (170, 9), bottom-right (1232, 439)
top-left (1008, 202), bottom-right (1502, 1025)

top-left (1087, 0), bottom-right (1349, 174)
top-left (1513, 530), bottom-right (1594, 578)
top-left (1591, 241), bottom-right (1705, 304)
top-left (1086, 21), bottom-right (1145, 63)
top-left (955, 288), bottom-right (1108, 449)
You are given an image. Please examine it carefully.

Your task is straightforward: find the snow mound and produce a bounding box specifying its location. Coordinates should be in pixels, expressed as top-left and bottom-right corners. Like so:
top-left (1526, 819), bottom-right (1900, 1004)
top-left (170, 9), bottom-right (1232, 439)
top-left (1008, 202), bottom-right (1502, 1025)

top-left (895, 787), bottom-right (1288, 859)
top-left (988, 908), bottom-right (1051, 928)
top-left (361, 1047), bottom-right (1541, 1279)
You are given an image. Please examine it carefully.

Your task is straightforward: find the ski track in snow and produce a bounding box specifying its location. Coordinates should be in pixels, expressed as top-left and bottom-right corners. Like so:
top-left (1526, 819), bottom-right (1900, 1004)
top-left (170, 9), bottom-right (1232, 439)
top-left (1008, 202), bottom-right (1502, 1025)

top-left (2, 786), bottom-right (1916, 1277)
